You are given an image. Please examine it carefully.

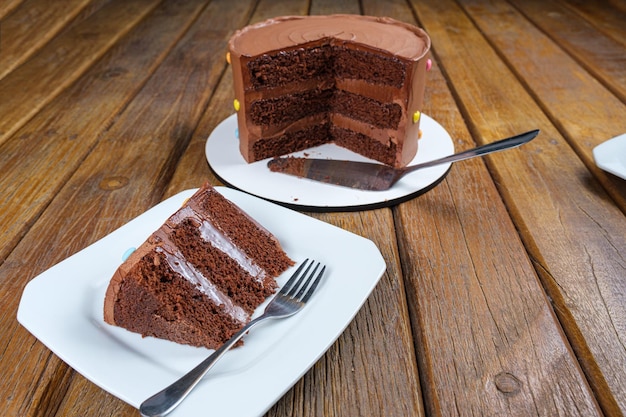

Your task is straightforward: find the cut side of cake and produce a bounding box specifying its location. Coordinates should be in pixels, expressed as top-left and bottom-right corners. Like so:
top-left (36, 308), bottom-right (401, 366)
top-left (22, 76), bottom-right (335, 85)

top-left (103, 183), bottom-right (294, 349)
top-left (228, 15), bottom-right (431, 168)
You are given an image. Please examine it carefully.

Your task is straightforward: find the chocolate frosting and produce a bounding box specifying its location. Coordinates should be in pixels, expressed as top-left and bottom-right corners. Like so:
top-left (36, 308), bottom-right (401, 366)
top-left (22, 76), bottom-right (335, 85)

top-left (229, 15), bottom-right (430, 60)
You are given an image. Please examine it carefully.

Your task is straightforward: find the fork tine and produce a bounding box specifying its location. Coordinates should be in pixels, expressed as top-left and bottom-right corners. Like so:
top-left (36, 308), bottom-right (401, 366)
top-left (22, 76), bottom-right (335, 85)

top-left (301, 265), bottom-right (325, 303)
top-left (287, 260), bottom-right (315, 297)
top-left (294, 262), bottom-right (321, 299)
top-left (280, 259), bottom-right (325, 302)
top-left (279, 258), bottom-right (309, 295)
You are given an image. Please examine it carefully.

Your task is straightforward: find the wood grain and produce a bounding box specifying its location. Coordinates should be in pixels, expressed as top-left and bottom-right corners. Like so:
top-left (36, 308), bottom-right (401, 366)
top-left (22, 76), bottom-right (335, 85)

top-left (1, 0), bottom-right (625, 416)
top-left (359, 0), bottom-right (604, 416)
top-left (166, 0), bottom-right (427, 415)
top-left (0, 0), bottom-right (161, 146)
top-left (0, 0), bottom-right (93, 80)
top-left (458, 0), bottom-right (626, 212)
top-left (0, 0), bottom-right (23, 19)
top-left (399, 58), bottom-right (601, 416)
top-left (0, 0), bottom-right (209, 264)
top-left (562, 0), bottom-right (626, 46)
top-left (412, 0), bottom-right (626, 415)
top-left (310, 0), bottom-right (360, 15)
top-left (0, 0), bottom-right (255, 415)
top-left (509, 0), bottom-right (626, 103)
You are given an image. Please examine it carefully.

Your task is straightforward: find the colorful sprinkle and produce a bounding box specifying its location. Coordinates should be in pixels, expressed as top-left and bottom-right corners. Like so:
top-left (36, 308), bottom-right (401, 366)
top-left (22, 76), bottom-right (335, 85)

top-left (426, 59), bottom-right (432, 71)
top-left (122, 247), bottom-right (136, 262)
top-left (235, 127), bottom-right (239, 138)
top-left (233, 99), bottom-right (240, 111)
top-left (412, 111), bottom-right (421, 124)
top-left (226, 52), bottom-right (231, 64)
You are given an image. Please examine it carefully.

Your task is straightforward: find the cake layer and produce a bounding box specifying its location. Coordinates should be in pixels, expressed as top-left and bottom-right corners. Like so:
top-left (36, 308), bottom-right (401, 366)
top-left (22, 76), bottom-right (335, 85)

top-left (253, 123), bottom-right (331, 161)
top-left (252, 122), bottom-right (402, 166)
top-left (332, 127), bottom-right (398, 166)
top-left (332, 90), bottom-right (402, 129)
top-left (246, 44), bottom-right (332, 90)
top-left (250, 88), bottom-right (402, 131)
top-left (250, 88), bottom-right (334, 127)
top-left (190, 185), bottom-right (292, 277)
top-left (246, 44), bottom-right (407, 90)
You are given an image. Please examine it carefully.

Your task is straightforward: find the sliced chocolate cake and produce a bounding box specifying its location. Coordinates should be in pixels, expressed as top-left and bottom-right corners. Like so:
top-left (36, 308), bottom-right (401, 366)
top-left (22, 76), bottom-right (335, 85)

top-left (228, 15), bottom-right (431, 168)
top-left (103, 183), bottom-right (293, 349)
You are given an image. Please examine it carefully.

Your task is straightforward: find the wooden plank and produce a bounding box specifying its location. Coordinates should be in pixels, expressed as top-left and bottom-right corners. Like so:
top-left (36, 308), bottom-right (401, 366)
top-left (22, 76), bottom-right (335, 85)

top-left (0, 0), bottom-right (93, 80)
top-left (457, 0), bottom-right (626, 413)
top-left (508, 0), bottom-right (626, 103)
top-left (162, 1), bottom-right (426, 416)
top-left (282, 2), bottom-right (423, 415)
top-left (457, 0), bottom-right (626, 213)
top-left (247, 0), bottom-right (309, 24)
top-left (0, 0), bottom-right (257, 415)
top-left (411, 0), bottom-right (626, 415)
top-left (0, 0), bottom-right (23, 19)
top-left (0, 0), bottom-right (208, 264)
top-left (288, 210), bottom-right (424, 417)
top-left (360, 0), bottom-right (603, 416)
top-left (561, 0), bottom-right (626, 46)
top-left (398, 65), bottom-right (602, 416)
top-left (34, 0), bottom-right (263, 415)
top-left (0, 0), bottom-right (161, 146)
top-left (363, 0), bottom-right (415, 21)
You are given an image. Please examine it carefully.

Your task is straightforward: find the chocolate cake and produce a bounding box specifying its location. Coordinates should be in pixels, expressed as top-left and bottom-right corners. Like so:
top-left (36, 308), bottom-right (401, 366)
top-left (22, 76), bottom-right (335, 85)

top-left (103, 183), bottom-right (293, 349)
top-left (228, 15), bottom-right (431, 168)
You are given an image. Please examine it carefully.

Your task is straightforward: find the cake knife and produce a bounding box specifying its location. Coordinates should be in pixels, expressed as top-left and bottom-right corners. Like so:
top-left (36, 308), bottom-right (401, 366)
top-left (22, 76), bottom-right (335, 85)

top-left (267, 129), bottom-right (539, 191)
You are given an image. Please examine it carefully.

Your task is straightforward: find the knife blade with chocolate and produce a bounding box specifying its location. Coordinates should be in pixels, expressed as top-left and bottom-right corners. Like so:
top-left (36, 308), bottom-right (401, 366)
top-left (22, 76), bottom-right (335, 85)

top-left (268, 129), bottom-right (539, 191)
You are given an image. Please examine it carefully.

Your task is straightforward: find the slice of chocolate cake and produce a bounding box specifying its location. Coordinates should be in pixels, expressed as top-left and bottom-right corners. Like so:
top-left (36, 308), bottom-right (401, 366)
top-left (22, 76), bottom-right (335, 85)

top-left (103, 183), bottom-right (293, 349)
top-left (228, 15), bottom-right (431, 168)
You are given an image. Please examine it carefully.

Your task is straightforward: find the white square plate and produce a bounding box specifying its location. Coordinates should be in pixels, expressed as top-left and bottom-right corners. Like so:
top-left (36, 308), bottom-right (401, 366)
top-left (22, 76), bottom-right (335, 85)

top-left (18, 187), bottom-right (385, 416)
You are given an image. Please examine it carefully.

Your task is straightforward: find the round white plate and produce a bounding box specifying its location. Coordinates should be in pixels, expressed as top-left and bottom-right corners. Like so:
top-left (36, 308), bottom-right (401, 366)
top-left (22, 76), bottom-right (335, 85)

top-left (206, 114), bottom-right (454, 210)
top-left (593, 133), bottom-right (626, 180)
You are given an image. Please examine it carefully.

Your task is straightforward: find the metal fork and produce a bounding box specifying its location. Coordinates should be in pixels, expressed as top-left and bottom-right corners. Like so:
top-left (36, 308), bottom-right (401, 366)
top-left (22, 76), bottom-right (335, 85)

top-left (139, 259), bottom-right (326, 417)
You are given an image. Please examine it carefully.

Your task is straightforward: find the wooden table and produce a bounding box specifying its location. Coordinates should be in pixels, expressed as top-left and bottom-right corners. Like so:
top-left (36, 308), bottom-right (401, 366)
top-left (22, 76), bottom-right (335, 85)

top-left (2, 0), bottom-right (625, 416)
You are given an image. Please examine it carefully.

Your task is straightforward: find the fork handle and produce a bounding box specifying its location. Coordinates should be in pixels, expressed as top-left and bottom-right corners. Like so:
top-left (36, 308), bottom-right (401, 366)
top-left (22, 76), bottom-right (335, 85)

top-left (140, 316), bottom-right (266, 417)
